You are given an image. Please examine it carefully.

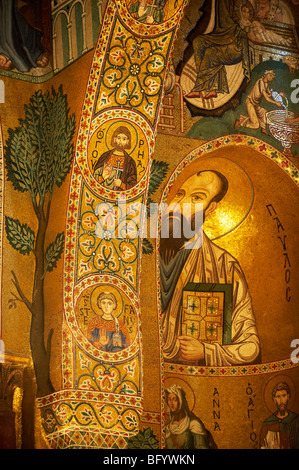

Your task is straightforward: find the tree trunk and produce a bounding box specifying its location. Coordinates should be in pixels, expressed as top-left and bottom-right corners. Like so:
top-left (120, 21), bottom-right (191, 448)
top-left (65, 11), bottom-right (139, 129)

top-left (30, 206), bottom-right (54, 397)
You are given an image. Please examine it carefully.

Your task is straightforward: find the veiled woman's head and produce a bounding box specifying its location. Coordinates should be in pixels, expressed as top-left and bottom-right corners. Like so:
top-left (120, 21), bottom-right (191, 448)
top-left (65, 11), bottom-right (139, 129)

top-left (165, 384), bottom-right (190, 415)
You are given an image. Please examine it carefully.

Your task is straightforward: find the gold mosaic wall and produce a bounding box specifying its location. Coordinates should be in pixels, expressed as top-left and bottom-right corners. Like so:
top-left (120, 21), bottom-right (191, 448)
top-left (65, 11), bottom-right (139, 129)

top-left (0, 0), bottom-right (298, 450)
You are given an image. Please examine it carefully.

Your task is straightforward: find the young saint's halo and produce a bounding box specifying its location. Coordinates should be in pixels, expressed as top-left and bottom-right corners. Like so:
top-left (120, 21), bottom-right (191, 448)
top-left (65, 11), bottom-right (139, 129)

top-left (90, 285), bottom-right (124, 318)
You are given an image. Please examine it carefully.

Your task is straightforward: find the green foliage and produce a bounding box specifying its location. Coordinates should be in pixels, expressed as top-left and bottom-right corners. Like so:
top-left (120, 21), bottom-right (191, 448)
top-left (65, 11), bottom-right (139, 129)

top-left (4, 87), bottom-right (74, 396)
top-left (127, 427), bottom-right (159, 449)
top-left (5, 216), bottom-right (35, 255)
top-left (44, 232), bottom-right (65, 276)
top-left (4, 85), bottom-right (76, 204)
top-left (142, 238), bottom-right (153, 255)
top-left (142, 159), bottom-right (168, 255)
top-left (148, 159), bottom-right (169, 197)
top-left (5, 86), bottom-right (75, 275)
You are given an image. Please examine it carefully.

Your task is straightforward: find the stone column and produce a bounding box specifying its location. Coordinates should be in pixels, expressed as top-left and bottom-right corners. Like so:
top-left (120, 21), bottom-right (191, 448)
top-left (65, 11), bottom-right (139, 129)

top-left (0, 357), bottom-right (35, 449)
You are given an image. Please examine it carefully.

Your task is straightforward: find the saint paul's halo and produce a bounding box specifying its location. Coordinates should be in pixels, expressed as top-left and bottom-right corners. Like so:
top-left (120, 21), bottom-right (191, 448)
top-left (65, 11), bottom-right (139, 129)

top-left (163, 155), bottom-right (254, 242)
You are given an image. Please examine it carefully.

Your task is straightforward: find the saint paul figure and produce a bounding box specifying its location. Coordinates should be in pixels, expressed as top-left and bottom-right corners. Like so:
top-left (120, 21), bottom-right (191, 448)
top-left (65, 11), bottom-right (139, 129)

top-left (160, 169), bottom-right (260, 366)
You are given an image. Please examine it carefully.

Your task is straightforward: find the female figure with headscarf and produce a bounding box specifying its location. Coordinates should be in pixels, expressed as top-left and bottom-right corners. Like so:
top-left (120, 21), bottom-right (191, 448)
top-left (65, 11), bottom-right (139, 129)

top-left (164, 384), bottom-right (216, 449)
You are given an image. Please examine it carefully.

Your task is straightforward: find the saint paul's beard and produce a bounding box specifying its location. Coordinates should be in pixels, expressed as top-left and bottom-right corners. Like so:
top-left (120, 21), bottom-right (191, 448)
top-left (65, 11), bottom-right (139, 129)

top-left (159, 210), bottom-right (203, 265)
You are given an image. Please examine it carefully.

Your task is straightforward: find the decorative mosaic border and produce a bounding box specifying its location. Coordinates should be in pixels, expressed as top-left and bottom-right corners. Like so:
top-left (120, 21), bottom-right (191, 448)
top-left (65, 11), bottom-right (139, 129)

top-left (162, 134), bottom-right (299, 201)
top-left (0, 120), bottom-right (3, 337)
top-left (164, 357), bottom-right (299, 377)
top-left (141, 410), bottom-right (161, 425)
top-left (37, 388), bottom-right (143, 441)
top-left (38, 408), bottom-right (162, 449)
top-left (0, 68), bottom-right (54, 84)
top-left (36, 388), bottom-right (143, 408)
top-left (41, 425), bottom-right (133, 449)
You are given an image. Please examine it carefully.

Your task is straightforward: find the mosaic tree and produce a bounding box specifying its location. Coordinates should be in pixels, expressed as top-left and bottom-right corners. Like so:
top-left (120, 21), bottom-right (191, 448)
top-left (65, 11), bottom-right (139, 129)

top-left (142, 159), bottom-right (169, 255)
top-left (5, 86), bottom-right (75, 396)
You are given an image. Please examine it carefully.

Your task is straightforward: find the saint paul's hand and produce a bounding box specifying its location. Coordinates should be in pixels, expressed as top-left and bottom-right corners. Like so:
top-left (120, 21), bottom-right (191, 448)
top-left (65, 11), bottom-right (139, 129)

top-left (177, 336), bottom-right (205, 361)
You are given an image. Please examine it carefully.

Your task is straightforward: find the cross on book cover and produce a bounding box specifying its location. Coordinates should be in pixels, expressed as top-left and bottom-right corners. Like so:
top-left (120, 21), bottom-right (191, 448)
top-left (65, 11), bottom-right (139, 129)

top-left (182, 283), bottom-right (233, 345)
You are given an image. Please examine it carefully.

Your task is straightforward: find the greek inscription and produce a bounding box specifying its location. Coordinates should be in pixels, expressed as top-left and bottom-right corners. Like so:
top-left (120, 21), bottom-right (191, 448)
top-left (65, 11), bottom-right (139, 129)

top-left (212, 388), bottom-right (221, 431)
top-left (246, 382), bottom-right (258, 449)
top-left (266, 204), bottom-right (292, 302)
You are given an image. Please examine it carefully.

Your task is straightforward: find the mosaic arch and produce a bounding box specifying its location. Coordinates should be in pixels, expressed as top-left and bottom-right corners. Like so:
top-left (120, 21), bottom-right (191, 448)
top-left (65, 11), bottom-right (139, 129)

top-left (37, 0), bottom-right (189, 449)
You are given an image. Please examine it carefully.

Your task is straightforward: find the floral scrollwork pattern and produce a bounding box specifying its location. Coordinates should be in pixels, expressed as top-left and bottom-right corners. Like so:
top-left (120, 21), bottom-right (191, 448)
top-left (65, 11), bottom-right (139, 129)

top-left (96, 20), bottom-right (172, 122)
